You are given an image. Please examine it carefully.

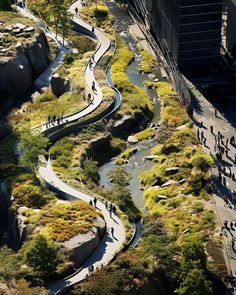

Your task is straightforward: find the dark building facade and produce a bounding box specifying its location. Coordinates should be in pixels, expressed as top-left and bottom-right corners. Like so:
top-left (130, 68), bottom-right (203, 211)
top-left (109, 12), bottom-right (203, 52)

top-left (225, 0), bottom-right (236, 52)
top-left (132, 0), bottom-right (223, 72)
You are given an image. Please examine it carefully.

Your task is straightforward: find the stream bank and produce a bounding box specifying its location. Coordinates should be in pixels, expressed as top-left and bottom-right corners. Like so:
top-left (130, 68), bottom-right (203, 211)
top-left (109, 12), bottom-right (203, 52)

top-left (99, 1), bottom-right (165, 211)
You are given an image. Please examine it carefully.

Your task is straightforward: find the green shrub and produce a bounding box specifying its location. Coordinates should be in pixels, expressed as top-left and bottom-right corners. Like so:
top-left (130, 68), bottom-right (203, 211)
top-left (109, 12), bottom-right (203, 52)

top-left (191, 153), bottom-right (214, 172)
top-left (134, 128), bottom-right (154, 141)
top-left (192, 202), bottom-right (204, 213)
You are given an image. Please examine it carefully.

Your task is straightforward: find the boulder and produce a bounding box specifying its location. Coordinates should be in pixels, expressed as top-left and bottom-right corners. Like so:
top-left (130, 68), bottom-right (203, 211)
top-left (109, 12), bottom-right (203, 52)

top-left (179, 178), bottom-right (186, 184)
top-left (165, 167), bottom-right (180, 176)
top-left (63, 216), bottom-right (106, 267)
top-left (0, 30), bottom-right (50, 106)
top-left (161, 179), bottom-right (179, 187)
top-left (51, 73), bottom-right (70, 97)
top-left (144, 155), bottom-right (158, 161)
top-left (127, 135), bottom-right (138, 144)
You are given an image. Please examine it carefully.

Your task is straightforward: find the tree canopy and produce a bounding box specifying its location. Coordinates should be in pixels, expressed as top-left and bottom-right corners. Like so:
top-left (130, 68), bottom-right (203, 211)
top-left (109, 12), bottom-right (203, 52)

top-left (18, 127), bottom-right (48, 174)
top-left (25, 234), bottom-right (59, 277)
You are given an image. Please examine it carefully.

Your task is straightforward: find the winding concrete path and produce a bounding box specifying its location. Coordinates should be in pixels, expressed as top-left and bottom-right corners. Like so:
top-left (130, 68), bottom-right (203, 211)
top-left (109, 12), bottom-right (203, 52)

top-left (40, 1), bottom-right (111, 133)
top-left (16, 3), bottom-right (69, 89)
top-left (17, 1), bottom-right (126, 294)
top-left (39, 160), bottom-right (126, 294)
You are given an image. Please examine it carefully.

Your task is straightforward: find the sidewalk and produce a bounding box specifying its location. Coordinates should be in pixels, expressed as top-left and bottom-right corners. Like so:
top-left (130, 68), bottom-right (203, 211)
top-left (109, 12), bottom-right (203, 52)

top-left (39, 160), bottom-right (126, 294)
top-left (191, 89), bottom-right (236, 288)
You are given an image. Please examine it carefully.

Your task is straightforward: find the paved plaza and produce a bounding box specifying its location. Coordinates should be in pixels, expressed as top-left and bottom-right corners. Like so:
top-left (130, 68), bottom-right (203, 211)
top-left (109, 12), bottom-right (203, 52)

top-left (192, 87), bottom-right (236, 291)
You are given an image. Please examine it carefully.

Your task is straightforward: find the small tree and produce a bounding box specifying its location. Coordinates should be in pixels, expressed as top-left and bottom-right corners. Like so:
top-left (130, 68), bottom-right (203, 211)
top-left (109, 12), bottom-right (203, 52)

top-left (25, 234), bottom-right (59, 277)
top-left (18, 127), bottom-right (48, 174)
top-left (182, 239), bottom-right (207, 269)
top-left (191, 153), bottom-right (213, 172)
top-left (176, 268), bottom-right (212, 295)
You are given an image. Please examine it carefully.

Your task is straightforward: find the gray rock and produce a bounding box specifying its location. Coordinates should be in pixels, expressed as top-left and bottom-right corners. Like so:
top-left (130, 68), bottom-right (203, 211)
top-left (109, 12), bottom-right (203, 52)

top-left (63, 216), bottom-right (105, 267)
top-left (127, 135), bottom-right (138, 144)
top-left (179, 178), bottom-right (186, 184)
top-left (0, 31), bottom-right (50, 104)
top-left (161, 179), bottom-right (179, 187)
top-left (144, 155), bottom-right (158, 161)
top-left (165, 167), bottom-right (180, 176)
top-left (51, 73), bottom-right (70, 97)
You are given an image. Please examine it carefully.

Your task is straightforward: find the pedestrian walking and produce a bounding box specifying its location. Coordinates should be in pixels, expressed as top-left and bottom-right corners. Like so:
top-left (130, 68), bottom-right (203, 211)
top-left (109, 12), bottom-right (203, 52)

top-left (229, 166), bottom-right (232, 177)
top-left (232, 173), bottom-right (235, 182)
top-left (226, 138), bottom-right (229, 148)
top-left (210, 125), bottom-right (214, 134)
top-left (92, 26), bottom-right (95, 32)
top-left (230, 136), bottom-right (235, 146)
top-left (214, 107), bottom-right (217, 117)
top-left (219, 172), bottom-right (222, 184)
top-left (60, 113), bottom-right (64, 123)
top-left (57, 116), bottom-right (60, 125)
top-left (75, 7), bottom-right (78, 14)
top-left (93, 197), bottom-right (97, 208)
top-left (111, 227), bottom-right (114, 237)
top-left (105, 201), bottom-right (108, 209)
top-left (89, 199), bottom-right (93, 206)
top-left (109, 204), bottom-right (112, 217)
top-left (112, 205), bottom-right (116, 215)
top-left (223, 177), bottom-right (227, 187)
top-left (201, 131), bottom-right (204, 141)
top-left (53, 114), bottom-right (56, 123)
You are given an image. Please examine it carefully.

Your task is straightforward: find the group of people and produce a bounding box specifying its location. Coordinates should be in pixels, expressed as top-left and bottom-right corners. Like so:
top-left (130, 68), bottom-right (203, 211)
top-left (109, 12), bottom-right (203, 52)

top-left (46, 114), bottom-right (64, 128)
top-left (105, 202), bottom-right (116, 217)
top-left (196, 109), bottom-right (236, 206)
top-left (83, 92), bottom-right (93, 104)
top-left (89, 197), bottom-right (97, 208)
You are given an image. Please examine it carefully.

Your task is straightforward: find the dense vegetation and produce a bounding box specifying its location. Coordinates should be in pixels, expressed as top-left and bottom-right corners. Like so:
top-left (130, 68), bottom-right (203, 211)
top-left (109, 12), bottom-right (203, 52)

top-left (111, 37), bottom-right (154, 120)
top-left (68, 82), bottom-right (226, 294)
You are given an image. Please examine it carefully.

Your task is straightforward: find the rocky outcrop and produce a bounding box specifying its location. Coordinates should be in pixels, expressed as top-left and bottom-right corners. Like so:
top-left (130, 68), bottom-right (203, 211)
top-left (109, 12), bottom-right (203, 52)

top-left (51, 73), bottom-right (70, 97)
top-left (0, 26), bottom-right (50, 106)
top-left (81, 134), bottom-right (112, 163)
top-left (109, 112), bottom-right (150, 137)
top-left (63, 216), bottom-right (106, 267)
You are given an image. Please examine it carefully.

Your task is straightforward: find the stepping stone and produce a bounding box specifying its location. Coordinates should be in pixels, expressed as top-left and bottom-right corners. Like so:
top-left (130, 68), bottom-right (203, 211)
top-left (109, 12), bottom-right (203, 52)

top-left (25, 26), bottom-right (35, 33)
top-left (14, 23), bottom-right (26, 30)
top-left (127, 135), bottom-right (138, 144)
top-left (4, 26), bottom-right (13, 32)
top-left (165, 167), bottom-right (180, 176)
top-left (161, 179), bottom-right (179, 187)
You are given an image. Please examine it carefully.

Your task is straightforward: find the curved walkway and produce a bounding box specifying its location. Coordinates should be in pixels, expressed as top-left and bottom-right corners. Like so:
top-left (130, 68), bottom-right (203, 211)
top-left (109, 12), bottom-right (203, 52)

top-left (17, 1), bottom-right (126, 294)
top-left (16, 4), bottom-right (69, 89)
top-left (39, 160), bottom-right (126, 294)
top-left (40, 2), bottom-right (111, 133)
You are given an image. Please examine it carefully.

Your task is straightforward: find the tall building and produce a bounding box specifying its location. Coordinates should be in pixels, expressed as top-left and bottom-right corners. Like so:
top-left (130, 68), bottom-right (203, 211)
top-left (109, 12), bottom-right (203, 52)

top-left (225, 0), bottom-right (236, 52)
top-left (132, 0), bottom-right (223, 73)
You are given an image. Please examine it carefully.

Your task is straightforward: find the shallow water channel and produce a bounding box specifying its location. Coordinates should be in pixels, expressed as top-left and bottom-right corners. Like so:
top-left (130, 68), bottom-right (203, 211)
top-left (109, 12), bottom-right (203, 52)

top-left (99, 1), bottom-right (164, 212)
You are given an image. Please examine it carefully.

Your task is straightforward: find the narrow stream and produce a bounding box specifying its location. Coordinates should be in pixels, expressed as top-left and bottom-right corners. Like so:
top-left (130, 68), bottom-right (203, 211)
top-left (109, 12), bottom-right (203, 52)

top-left (99, 1), bottom-right (164, 212)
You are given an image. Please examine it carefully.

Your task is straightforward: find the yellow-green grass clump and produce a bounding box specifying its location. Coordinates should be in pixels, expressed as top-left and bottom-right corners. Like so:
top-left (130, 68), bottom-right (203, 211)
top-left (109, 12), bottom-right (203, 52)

top-left (23, 201), bottom-right (102, 242)
top-left (8, 91), bottom-right (86, 128)
top-left (140, 91), bottom-right (215, 240)
top-left (65, 51), bottom-right (93, 90)
top-left (111, 37), bottom-right (154, 119)
top-left (115, 148), bottom-right (137, 165)
top-left (138, 47), bottom-right (155, 73)
top-left (80, 2), bottom-right (115, 39)
top-left (133, 128), bottom-right (154, 141)
top-left (145, 81), bottom-right (189, 127)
